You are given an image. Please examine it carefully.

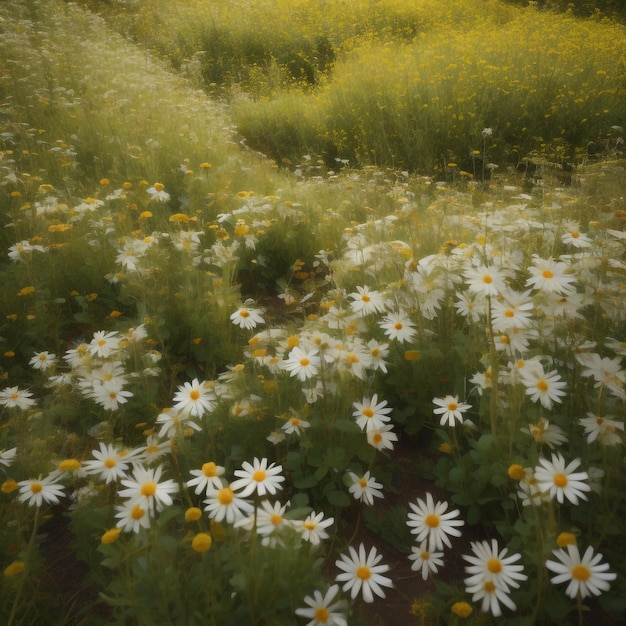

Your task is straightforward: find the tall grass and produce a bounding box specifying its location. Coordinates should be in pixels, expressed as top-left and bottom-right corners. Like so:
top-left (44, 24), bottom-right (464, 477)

top-left (234, 6), bottom-right (626, 171)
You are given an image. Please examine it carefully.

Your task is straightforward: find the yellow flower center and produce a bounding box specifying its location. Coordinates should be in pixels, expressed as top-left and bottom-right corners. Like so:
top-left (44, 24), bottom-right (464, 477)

top-left (359, 478), bottom-right (368, 488)
top-left (394, 322), bottom-right (404, 330)
top-left (131, 504), bottom-right (145, 520)
top-left (362, 408), bottom-right (374, 418)
top-left (30, 482), bottom-right (43, 494)
top-left (357, 566), bottom-right (372, 580)
top-left (553, 474), bottom-right (568, 488)
top-left (425, 514), bottom-right (440, 528)
top-left (299, 358), bottom-right (310, 367)
top-left (253, 470), bottom-right (266, 482)
top-left (536, 379), bottom-right (549, 392)
top-left (447, 402), bottom-right (458, 411)
top-left (217, 487), bottom-right (234, 505)
top-left (484, 581), bottom-right (496, 593)
top-left (202, 462), bottom-right (218, 477)
top-left (190, 389), bottom-right (200, 401)
top-left (271, 514), bottom-right (282, 526)
top-left (314, 607), bottom-right (330, 622)
top-left (372, 433), bottom-right (383, 444)
top-left (571, 231), bottom-right (580, 238)
top-left (572, 564), bottom-right (591, 581)
top-left (420, 551), bottom-right (430, 560)
top-left (303, 521), bottom-right (317, 531)
top-left (240, 309), bottom-right (250, 318)
top-left (487, 558), bottom-right (502, 574)
top-left (483, 274), bottom-right (493, 284)
top-left (104, 457), bottom-right (117, 469)
top-left (504, 309), bottom-right (515, 317)
top-left (361, 294), bottom-right (371, 302)
top-left (542, 269), bottom-right (554, 279)
top-left (141, 481), bottom-right (158, 497)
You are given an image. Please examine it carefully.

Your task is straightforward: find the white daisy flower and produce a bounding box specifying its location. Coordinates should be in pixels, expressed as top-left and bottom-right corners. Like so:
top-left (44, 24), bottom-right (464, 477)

top-left (187, 461), bottom-right (226, 495)
top-left (379, 311), bottom-right (417, 343)
top-left (230, 306), bottom-right (265, 330)
top-left (546, 544), bottom-right (616, 599)
top-left (408, 541), bottom-right (444, 580)
top-left (352, 394), bottom-right (393, 432)
top-left (172, 378), bottom-right (216, 418)
top-left (534, 453), bottom-right (590, 505)
top-left (118, 464), bottom-right (179, 513)
top-left (348, 286), bottom-right (387, 317)
top-left (432, 395), bottom-right (471, 427)
top-left (335, 543), bottom-right (393, 603)
top-left (346, 471), bottom-right (384, 506)
top-left (230, 457), bottom-right (285, 498)
top-left (578, 413), bottom-right (624, 446)
top-left (406, 492), bottom-right (464, 551)
top-left (29, 351), bottom-right (57, 372)
top-left (204, 484), bottom-right (253, 525)
top-left (282, 346), bottom-right (321, 381)
top-left (18, 471), bottom-right (65, 508)
top-left (296, 511), bottom-right (334, 546)
top-left (295, 584), bottom-right (347, 626)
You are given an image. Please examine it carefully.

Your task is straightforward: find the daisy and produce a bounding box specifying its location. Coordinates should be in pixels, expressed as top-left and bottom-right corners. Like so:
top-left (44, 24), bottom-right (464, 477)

top-left (561, 229), bottom-right (592, 248)
top-left (118, 464), bottom-right (179, 513)
top-left (406, 492), bottom-right (464, 551)
top-left (432, 395), bottom-right (471, 427)
top-left (335, 543), bottom-right (393, 603)
top-left (466, 576), bottom-right (519, 617)
top-left (352, 394), bottom-right (393, 432)
top-left (204, 484), bottom-right (253, 525)
top-left (297, 511), bottom-right (334, 546)
top-left (254, 500), bottom-right (294, 547)
top-left (92, 385), bottom-right (134, 411)
top-left (520, 366), bottom-right (567, 410)
top-left (578, 413), bottom-right (624, 446)
top-left (463, 539), bottom-right (527, 595)
top-left (83, 442), bottom-right (142, 484)
top-left (18, 471), bottom-right (65, 507)
top-left (187, 461), bottom-right (226, 495)
top-left (522, 418), bottom-right (568, 448)
top-left (0, 386), bottom-right (36, 410)
top-left (282, 346), bottom-right (321, 381)
top-left (366, 338), bottom-right (389, 373)
top-left (0, 447), bottom-right (17, 469)
top-left (115, 500), bottom-right (151, 533)
top-left (172, 378), bottom-right (216, 417)
top-left (140, 435), bottom-right (172, 465)
top-left (146, 182), bottom-right (170, 202)
top-left (230, 306), bottom-right (265, 330)
top-left (230, 457), bottom-right (285, 498)
top-left (295, 584), bottom-right (347, 626)
top-left (29, 351), bottom-right (57, 372)
top-left (281, 416), bottom-right (311, 436)
top-left (490, 290), bottom-right (535, 332)
top-left (379, 311), bottom-right (417, 343)
top-left (336, 340), bottom-right (372, 381)
top-left (516, 467), bottom-right (550, 507)
top-left (88, 330), bottom-right (121, 358)
top-left (155, 407), bottom-right (202, 439)
top-left (347, 471), bottom-right (384, 506)
top-left (367, 424), bottom-right (398, 452)
top-left (348, 286), bottom-right (387, 317)
top-left (576, 353), bottom-right (626, 401)
top-left (534, 453), bottom-right (590, 505)
top-left (463, 263), bottom-right (507, 297)
top-left (408, 541), bottom-right (444, 580)
top-left (525, 256), bottom-right (577, 296)
top-left (546, 544), bottom-right (616, 599)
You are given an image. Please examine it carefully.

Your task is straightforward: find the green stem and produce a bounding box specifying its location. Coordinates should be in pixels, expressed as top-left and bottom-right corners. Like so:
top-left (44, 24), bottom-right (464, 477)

top-left (7, 506), bottom-right (40, 626)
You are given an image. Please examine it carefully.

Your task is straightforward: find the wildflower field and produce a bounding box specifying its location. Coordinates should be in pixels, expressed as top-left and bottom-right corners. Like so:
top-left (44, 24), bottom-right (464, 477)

top-left (1, 1), bottom-right (625, 624)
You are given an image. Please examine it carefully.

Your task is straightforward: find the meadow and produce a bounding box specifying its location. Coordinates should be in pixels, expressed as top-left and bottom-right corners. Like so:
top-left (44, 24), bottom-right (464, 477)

top-left (1, 1), bottom-right (625, 624)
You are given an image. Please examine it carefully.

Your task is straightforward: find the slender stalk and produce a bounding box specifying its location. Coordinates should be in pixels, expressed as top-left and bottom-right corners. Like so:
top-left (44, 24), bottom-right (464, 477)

top-left (7, 506), bottom-right (40, 626)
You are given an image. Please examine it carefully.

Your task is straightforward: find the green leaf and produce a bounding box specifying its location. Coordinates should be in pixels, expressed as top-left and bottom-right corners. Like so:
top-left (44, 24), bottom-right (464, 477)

top-left (333, 419), bottom-right (361, 433)
top-left (292, 473), bottom-right (318, 489)
top-left (326, 489), bottom-right (351, 507)
top-left (467, 504), bottom-right (481, 524)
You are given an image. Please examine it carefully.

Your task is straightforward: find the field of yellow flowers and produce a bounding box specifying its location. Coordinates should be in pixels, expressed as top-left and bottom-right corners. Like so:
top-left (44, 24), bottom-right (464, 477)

top-left (1, 1), bottom-right (625, 624)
